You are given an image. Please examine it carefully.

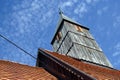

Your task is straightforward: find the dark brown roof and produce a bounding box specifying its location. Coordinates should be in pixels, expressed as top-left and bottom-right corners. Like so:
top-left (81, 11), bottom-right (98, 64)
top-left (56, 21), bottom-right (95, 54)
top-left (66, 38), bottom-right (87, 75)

top-left (0, 60), bottom-right (57, 80)
top-left (43, 50), bottom-right (120, 80)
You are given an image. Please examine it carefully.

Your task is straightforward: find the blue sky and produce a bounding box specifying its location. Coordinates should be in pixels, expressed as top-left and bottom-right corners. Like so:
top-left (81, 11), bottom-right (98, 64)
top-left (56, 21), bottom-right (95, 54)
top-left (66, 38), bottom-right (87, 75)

top-left (0, 0), bottom-right (120, 70)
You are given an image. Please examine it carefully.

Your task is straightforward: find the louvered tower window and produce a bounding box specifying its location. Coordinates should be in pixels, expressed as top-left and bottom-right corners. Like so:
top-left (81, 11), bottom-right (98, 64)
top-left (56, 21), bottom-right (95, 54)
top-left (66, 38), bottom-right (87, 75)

top-left (56, 32), bottom-right (62, 42)
top-left (74, 25), bottom-right (83, 32)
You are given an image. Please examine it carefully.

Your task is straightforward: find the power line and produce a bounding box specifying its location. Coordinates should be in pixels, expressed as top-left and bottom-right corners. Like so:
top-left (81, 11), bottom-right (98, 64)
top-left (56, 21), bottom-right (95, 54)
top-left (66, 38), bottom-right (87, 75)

top-left (0, 34), bottom-right (37, 60)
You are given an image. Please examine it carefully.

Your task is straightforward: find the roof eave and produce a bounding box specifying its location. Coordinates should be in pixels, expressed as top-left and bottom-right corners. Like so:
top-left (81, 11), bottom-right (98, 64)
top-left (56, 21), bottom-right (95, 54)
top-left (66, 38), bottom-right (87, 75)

top-left (51, 16), bottom-right (64, 44)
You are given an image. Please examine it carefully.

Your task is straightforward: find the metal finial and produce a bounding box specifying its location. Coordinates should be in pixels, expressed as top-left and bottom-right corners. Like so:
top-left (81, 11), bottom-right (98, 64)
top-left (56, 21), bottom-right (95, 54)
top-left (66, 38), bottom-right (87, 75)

top-left (59, 8), bottom-right (63, 15)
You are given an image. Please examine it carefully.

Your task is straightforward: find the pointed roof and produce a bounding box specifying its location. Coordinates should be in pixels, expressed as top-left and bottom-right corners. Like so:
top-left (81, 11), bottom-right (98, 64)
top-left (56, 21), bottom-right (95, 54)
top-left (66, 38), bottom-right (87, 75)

top-left (37, 49), bottom-right (120, 79)
top-left (51, 12), bottom-right (89, 44)
top-left (58, 8), bottom-right (89, 29)
top-left (0, 60), bottom-right (57, 79)
top-left (60, 13), bottom-right (81, 26)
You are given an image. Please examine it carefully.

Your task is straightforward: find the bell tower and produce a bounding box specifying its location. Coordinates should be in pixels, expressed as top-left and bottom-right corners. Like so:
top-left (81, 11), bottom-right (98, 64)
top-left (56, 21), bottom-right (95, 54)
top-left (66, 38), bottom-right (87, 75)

top-left (51, 12), bottom-right (113, 67)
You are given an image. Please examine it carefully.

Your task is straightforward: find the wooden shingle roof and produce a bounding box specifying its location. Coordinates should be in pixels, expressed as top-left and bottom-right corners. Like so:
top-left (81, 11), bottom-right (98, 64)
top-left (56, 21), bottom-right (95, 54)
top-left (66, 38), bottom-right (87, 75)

top-left (42, 49), bottom-right (120, 80)
top-left (0, 60), bottom-right (57, 80)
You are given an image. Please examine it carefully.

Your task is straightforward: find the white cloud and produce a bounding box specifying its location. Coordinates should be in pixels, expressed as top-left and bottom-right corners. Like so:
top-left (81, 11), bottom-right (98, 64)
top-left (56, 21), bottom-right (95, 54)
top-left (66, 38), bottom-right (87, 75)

top-left (114, 43), bottom-right (120, 50)
top-left (112, 42), bottom-right (120, 68)
top-left (60, 1), bottom-right (73, 9)
top-left (113, 60), bottom-right (120, 66)
top-left (93, 0), bottom-right (99, 2)
top-left (103, 6), bottom-right (108, 11)
top-left (74, 2), bottom-right (87, 17)
top-left (73, 0), bottom-right (99, 18)
top-left (10, 0), bottom-right (55, 35)
top-left (112, 52), bottom-right (120, 57)
top-left (113, 16), bottom-right (120, 28)
top-left (79, 3), bottom-right (87, 13)
top-left (97, 10), bottom-right (102, 15)
top-left (85, 0), bottom-right (92, 4)
top-left (112, 43), bottom-right (120, 57)
top-left (73, 0), bottom-right (78, 3)
top-left (58, 0), bottom-right (99, 18)
top-left (97, 6), bottom-right (108, 15)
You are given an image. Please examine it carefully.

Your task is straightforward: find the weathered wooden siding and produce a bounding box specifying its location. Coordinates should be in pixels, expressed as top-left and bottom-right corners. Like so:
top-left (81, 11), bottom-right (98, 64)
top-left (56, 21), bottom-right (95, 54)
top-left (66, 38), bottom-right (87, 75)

top-left (52, 20), bottom-right (112, 67)
top-left (68, 43), bottom-right (112, 67)
top-left (69, 32), bottom-right (102, 51)
top-left (53, 23), bottom-right (72, 53)
top-left (57, 32), bottom-right (72, 54)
